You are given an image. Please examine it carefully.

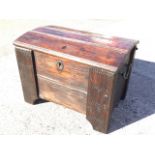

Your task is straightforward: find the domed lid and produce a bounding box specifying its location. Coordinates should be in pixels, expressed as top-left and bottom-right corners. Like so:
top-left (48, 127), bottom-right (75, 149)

top-left (14, 25), bottom-right (139, 71)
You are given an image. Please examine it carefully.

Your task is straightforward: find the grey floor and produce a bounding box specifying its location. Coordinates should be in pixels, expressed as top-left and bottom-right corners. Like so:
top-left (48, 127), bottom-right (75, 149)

top-left (0, 20), bottom-right (155, 134)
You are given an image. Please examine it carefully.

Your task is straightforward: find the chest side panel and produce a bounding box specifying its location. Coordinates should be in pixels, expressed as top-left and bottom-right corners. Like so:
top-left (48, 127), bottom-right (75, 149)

top-left (112, 47), bottom-right (136, 105)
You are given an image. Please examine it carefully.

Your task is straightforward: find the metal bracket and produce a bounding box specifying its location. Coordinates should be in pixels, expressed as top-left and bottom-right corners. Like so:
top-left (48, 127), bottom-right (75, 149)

top-left (123, 64), bottom-right (132, 79)
top-left (120, 63), bottom-right (132, 80)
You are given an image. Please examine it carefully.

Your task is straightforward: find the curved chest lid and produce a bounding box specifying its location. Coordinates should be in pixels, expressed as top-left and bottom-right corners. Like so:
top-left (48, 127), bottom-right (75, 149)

top-left (14, 25), bottom-right (139, 71)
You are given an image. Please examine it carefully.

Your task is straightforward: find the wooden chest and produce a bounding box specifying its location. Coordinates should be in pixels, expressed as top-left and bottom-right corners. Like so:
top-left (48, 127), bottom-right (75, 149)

top-left (14, 25), bottom-right (139, 133)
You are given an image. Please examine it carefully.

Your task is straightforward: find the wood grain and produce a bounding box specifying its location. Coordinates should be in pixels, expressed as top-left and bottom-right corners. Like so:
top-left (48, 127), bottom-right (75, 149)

top-left (86, 67), bottom-right (116, 133)
top-left (34, 51), bottom-right (90, 92)
top-left (37, 26), bottom-right (138, 51)
top-left (38, 76), bottom-right (87, 113)
top-left (15, 47), bottom-right (39, 104)
top-left (15, 31), bottom-right (126, 67)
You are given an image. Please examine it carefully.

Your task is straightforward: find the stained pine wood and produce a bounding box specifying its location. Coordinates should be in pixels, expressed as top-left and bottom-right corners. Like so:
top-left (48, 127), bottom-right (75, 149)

top-left (36, 26), bottom-right (137, 50)
top-left (14, 26), bottom-right (139, 69)
top-left (14, 25), bottom-right (139, 133)
top-left (15, 47), bottom-right (39, 104)
top-left (34, 51), bottom-right (89, 92)
top-left (86, 67), bottom-right (116, 133)
top-left (14, 31), bottom-right (124, 67)
top-left (38, 76), bottom-right (87, 113)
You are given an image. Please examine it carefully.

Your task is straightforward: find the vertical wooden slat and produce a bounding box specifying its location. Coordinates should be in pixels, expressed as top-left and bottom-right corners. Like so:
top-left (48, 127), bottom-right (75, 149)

top-left (86, 67), bottom-right (116, 133)
top-left (15, 47), bottom-right (39, 104)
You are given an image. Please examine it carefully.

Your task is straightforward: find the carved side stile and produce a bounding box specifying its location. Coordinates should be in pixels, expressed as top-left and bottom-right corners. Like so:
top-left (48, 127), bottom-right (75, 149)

top-left (86, 67), bottom-right (116, 133)
top-left (15, 47), bottom-right (39, 104)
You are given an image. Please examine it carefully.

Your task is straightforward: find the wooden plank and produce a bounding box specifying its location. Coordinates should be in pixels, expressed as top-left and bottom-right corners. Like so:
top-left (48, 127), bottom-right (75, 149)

top-left (14, 31), bottom-right (125, 67)
top-left (37, 26), bottom-right (138, 51)
top-left (14, 42), bottom-right (118, 73)
top-left (38, 76), bottom-right (87, 114)
top-left (34, 51), bottom-right (89, 92)
top-left (86, 67), bottom-right (116, 133)
top-left (15, 47), bottom-right (39, 104)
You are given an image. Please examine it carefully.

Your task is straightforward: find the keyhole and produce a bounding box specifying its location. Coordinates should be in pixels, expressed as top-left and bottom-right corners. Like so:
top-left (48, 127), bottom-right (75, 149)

top-left (56, 60), bottom-right (64, 71)
top-left (58, 62), bottom-right (61, 67)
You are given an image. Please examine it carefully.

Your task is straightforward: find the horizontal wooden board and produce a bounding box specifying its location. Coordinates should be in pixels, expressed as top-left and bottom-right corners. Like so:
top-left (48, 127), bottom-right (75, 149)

top-left (14, 25), bottom-right (139, 70)
top-left (15, 31), bottom-right (125, 67)
top-left (36, 26), bottom-right (138, 51)
top-left (34, 51), bottom-right (89, 92)
top-left (38, 76), bottom-right (87, 114)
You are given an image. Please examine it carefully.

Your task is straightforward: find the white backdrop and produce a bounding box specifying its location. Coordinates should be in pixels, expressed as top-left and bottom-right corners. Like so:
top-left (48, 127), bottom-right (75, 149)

top-left (0, 1), bottom-right (155, 154)
top-left (0, 0), bottom-right (154, 20)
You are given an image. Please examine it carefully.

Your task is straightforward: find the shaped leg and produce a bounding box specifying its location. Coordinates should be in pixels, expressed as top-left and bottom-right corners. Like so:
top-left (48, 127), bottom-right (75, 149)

top-left (15, 47), bottom-right (39, 104)
top-left (86, 67), bottom-right (116, 133)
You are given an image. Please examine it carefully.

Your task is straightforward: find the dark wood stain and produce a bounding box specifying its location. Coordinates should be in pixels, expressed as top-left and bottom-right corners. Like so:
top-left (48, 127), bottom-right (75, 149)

top-left (15, 31), bottom-right (125, 67)
top-left (86, 67), bottom-right (116, 133)
top-left (38, 76), bottom-right (87, 114)
top-left (45, 25), bottom-right (138, 50)
top-left (34, 51), bottom-right (90, 92)
top-left (14, 25), bottom-right (139, 133)
top-left (15, 48), bottom-right (39, 104)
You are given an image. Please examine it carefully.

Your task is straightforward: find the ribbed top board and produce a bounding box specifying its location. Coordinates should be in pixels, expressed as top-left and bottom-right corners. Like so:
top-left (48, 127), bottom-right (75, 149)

top-left (14, 25), bottom-right (139, 70)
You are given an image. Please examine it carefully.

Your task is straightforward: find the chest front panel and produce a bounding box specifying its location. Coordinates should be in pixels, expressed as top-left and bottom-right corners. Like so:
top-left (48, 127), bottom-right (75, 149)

top-left (34, 51), bottom-right (90, 113)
